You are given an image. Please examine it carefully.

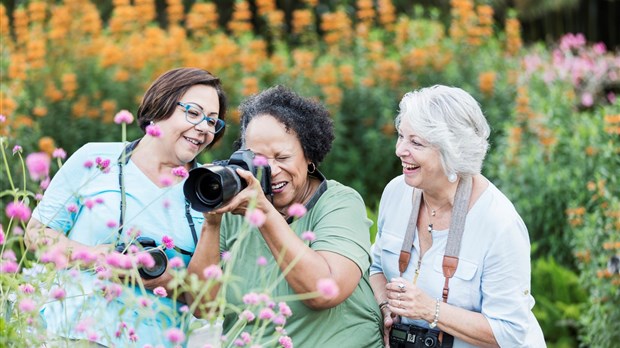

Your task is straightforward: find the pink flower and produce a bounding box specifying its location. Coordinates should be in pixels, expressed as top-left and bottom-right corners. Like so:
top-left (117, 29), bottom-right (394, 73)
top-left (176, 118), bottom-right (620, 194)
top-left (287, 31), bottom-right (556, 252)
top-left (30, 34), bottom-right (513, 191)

top-left (278, 335), bottom-right (293, 348)
top-left (83, 160), bottom-right (94, 168)
top-left (51, 287), bottom-right (66, 300)
top-left (165, 328), bottom-right (185, 344)
top-left (137, 252), bottom-right (155, 268)
top-left (0, 260), bottom-right (19, 273)
top-left (169, 256), bottom-right (184, 269)
top-left (0, 225), bottom-right (4, 245)
top-left (241, 332), bottom-right (251, 344)
top-left (25, 152), bottom-right (51, 181)
top-left (245, 209), bottom-right (266, 227)
top-left (221, 251), bottom-right (231, 261)
top-left (139, 297), bottom-right (152, 308)
top-left (40, 177), bottom-right (50, 190)
top-left (240, 309), bottom-right (256, 322)
top-left (179, 305), bottom-right (189, 313)
top-left (75, 318), bottom-right (93, 333)
top-left (287, 203), bottom-right (306, 218)
top-left (0, 115), bottom-right (5, 122)
top-left (12, 145), bottom-right (22, 154)
top-left (2, 250), bottom-right (16, 261)
top-left (95, 157), bottom-right (111, 173)
top-left (95, 197), bottom-right (104, 204)
top-left (113, 110), bottom-right (134, 124)
top-left (84, 199), bottom-right (95, 210)
top-left (106, 220), bottom-right (117, 228)
top-left (301, 231), bottom-right (316, 242)
top-left (607, 92), bottom-right (616, 104)
top-left (153, 286), bottom-right (167, 297)
top-left (146, 123), bottom-right (163, 137)
top-left (171, 166), bottom-right (188, 178)
top-left (5, 201), bottom-right (31, 222)
top-left (243, 292), bottom-right (260, 305)
top-left (18, 298), bottom-right (36, 312)
top-left (19, 283), bottom-right (35, 294)
top-left (272, 315), bottom-right (286, 326)
top-left (87, 332), bottom-right (99, 342)
top-left (203, 264), bottom-right (223, 280)
top-left (71, 248), bottom-right (98, 264)
top-left (258, 308), bottom-right (275, 321)
top-left (581, 92), bottom-right (594, 107)
top-left (256, 256), bottom-right (267, 266)
top-left (66, 204), bottom-right (78, 213)
top-left (316, 278), bottom-right (340, 299)
top-left (34, 194), bottom-right (43, 201)
top-left (52, 148), bottom-right (67, 159)
top-left (12, 226), bottom-right (24, 235)
top-left (162, 235), bottom-right (174, 249)
top-left (159, 175), bottom-right (174, 187)
top-left (252, 155), bottom-right (268, 167)
top-left (102, 284), bottom-right (123, 302)
top-left (278, 302), bottom-right (292, 317)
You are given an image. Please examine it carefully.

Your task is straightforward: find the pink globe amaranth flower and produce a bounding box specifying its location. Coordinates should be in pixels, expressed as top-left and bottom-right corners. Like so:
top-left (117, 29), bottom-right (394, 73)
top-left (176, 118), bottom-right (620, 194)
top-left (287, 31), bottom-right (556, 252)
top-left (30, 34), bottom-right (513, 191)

top-left (95, 157), bottom-right (111, 173)
top-left (66, 204), bottom-right (78, 213)
top-left (34, 194), bottom-right (43, 201)
top-left (153, 286), bottom-right (168, 297)
top-left (272, 315), bottom-right (286, 326)
top-left (95, 197), bottom-right (104, 204)
top-left (83, 160), bottom-right (94, 168)
top-left (113, 110), bottom-right (134, 124)
top-left (5, 201), bottom-right (32, 222)
top-left (159, 175), bottom-right (174, 187)
top-left (179, 305), bottom-right (189, 313)
top-left (106, 220), bottom-right (117, 229)
top-left (169, 257), bottom-right (184, 269)
top-left (221, 251), bottom-right (231, 261)
top-left (234, 339), bottom-right (245, 347)
top-left (203, 264), bottom-right (223, 280)
top-left (40, 177), bottom-right (50, 190)
top-left (258, 308), bottom-right (275, 321)
top-left (256, 256), bottom-right (268, 266)
top-left (278, 335), bottom-right (293, 348)
top-left (2, 249), bottom-right (16, 261)
top-left (19, 283), bottom-right (35, 294)
top-left (52, 148), bottom-right (67, 159)
top-left (103, 284), bottom-right (123, 301)
top-left (171, 166), bottom-right (188, 178)
top-left (139, 297), bottom-right (152, 308)
top-left (0, 260), bottom-right (19, 273)
top-left (316, 278), bottom-right (340, 299)
top-left (71, 247), bottom-right (98, 264)
top-left (18, 298), bottom-right (36, 312)
top-left (162, 235), bottom-right (174, 249)
top-left (278, 302), bottom-right (292, 317)
top-left (51, 287), bottom-right (66, 300)
top-left (240, 309), bottom-right (256, 322)
top-left (146, 124), bottom-right (163, 137)
top-left (245, 209), bottom-right (266, 227)
top-left (165, 328), bottom-right (185, 344)
top-left (75, 318), bottom-right (93, 333)
top-left (301, 231), bottom-right (316, 242)
top-left (87, 332), bottom-right (99, 342)
top-left (287, 203), bottom-right (307, 218)
top-left (137, 252), bottom-right (155, 268)
top-left (84, 199), bottom-right (95, 210)
top-left (0, 115), bottom-right (5, 122)
top-left (12, 226), bottom-right (24, 235)
top-left (241, 332), bottom-right (251, 344)
top-left (12, 145), bottom-right (22, 154)
top-left (252, 155), bottom-right (268, 167)
top-left (581, 92), bottom-right (594, 107)
top-left (0, 225), bottom-right (4, 245)
top-left (25, 152), bottom-right (51, 181)
top-left (242, 292), bottom-right (260, 305)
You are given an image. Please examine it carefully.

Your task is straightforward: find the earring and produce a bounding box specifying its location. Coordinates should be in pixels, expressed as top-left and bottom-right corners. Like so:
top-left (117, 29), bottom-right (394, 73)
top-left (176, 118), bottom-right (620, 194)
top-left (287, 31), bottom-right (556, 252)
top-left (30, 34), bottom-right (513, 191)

top-left (149, 120), bottom-right (155, 126)
top-left (308, 162), bottom-right (316, 174)
top-left (448, 172), bottom-right (458, 183)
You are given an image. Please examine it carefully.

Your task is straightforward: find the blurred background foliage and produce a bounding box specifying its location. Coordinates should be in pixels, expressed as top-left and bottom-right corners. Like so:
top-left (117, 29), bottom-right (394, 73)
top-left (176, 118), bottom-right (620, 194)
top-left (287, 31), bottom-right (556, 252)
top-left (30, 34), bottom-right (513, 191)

top-left (1, 0), bottom-right (619, 346)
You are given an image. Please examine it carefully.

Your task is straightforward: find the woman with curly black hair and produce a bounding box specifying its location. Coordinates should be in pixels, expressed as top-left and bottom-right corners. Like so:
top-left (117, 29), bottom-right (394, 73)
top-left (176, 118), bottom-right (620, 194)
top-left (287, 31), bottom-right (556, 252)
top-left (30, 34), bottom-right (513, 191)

top-left (189, 86), bottom-right (383, 347)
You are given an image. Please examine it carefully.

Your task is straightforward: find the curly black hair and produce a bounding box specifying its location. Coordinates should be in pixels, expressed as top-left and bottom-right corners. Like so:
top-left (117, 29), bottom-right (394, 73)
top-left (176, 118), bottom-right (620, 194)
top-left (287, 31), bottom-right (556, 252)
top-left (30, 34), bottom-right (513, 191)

top-left (238, 85), bottom-right (334, 165)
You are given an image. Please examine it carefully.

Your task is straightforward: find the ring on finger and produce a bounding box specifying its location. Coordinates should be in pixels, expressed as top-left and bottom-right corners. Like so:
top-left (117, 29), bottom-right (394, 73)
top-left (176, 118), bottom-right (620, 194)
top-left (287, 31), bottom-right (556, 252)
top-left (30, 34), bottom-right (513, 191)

top-left (397, 293), bottom-right (401, 300)
top-left (398, 283), bottom-right (405, 291)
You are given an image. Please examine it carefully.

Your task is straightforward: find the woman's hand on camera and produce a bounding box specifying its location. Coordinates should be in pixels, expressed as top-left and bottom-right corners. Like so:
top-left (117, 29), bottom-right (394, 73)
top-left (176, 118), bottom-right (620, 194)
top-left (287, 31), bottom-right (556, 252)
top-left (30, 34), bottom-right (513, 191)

top-left (212, 168), bottom-right (270, 216)
top-left (386, 277), bottom-right (436, 323)
top-left (381, 305), bottom-right (399, 347)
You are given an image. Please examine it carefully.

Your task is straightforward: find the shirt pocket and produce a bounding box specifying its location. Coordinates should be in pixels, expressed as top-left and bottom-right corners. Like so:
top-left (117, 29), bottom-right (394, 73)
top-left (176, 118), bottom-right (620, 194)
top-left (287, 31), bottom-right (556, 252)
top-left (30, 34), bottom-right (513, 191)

top-left (379, 232), bottom-right (405, 281)
top-left (433, 255), bottom-right (479, 309)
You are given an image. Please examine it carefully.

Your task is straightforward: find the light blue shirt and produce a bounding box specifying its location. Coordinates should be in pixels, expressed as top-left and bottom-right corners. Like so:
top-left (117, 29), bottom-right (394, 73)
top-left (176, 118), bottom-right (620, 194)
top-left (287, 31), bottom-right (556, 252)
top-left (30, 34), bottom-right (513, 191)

top-left (370, 175), bottom-right (545, 347)
top-left (33, 142), bottom-right (204, 347)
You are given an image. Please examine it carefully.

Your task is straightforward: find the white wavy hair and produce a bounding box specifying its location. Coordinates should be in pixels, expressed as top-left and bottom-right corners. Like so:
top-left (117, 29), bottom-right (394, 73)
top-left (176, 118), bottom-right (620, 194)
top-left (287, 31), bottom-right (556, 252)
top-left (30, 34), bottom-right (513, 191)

top-left (395, 85), bottom-right (491, 177)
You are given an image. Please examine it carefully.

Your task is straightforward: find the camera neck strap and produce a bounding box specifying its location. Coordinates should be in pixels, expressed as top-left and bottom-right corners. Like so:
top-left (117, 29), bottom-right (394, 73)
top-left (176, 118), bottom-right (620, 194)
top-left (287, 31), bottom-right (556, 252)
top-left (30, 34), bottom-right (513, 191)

top-left (399, 176), bottom-right (473, 301)
top-left (117, 139), bottom-right (198, 255)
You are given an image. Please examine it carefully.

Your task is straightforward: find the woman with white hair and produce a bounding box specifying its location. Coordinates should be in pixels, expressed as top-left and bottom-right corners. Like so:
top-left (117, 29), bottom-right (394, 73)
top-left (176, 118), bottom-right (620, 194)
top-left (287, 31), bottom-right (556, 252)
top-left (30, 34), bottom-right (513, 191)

top-left (370, 85), bottom-right (545, 347)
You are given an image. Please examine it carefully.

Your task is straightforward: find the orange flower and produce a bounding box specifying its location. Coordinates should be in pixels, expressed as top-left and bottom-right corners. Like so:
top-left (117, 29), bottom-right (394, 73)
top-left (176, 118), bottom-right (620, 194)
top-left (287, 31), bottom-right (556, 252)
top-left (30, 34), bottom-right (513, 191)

top-left (292, 9), bottom-right (314, 34)
top-left (166, 0), bottom-right (184, 25)
top-left (505, 18), bottom-right (523, 56)
top-left (478, 71), bottom-right (496, 96)
top-left (378, 0), bottom-right (396, 29)
top-left (0, 93), bottom-right (17, 116)
top-left (39, 136), bottom-right (56, 155)
top-left (33, 106), bottom-right (48, 117)
top-left (242, 77), bottom-right (259, 96)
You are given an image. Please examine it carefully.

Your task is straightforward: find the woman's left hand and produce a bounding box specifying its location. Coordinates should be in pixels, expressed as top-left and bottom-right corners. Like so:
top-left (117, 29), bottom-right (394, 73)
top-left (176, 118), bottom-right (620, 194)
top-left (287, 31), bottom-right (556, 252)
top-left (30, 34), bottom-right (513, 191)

top-left (385, 277), bottom-right (436, 322)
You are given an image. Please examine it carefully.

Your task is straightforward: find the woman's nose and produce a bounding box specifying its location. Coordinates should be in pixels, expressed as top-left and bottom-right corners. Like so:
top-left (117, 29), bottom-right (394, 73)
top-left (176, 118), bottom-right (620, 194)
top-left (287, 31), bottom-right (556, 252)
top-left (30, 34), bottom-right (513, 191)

top-left (395, 141), bottom-right (408, 157)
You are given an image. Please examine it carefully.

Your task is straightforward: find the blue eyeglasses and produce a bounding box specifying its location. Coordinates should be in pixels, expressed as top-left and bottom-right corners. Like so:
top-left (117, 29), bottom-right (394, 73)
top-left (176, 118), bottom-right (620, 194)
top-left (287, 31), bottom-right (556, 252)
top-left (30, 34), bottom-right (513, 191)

top-left (177, 102), bottom-right (225, 134)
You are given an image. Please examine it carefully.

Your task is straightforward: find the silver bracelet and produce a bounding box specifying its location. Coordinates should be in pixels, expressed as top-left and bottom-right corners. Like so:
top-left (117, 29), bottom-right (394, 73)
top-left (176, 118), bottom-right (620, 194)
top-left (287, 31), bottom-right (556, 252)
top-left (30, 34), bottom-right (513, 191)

top-left (429, 298), bottom-right (441, 329)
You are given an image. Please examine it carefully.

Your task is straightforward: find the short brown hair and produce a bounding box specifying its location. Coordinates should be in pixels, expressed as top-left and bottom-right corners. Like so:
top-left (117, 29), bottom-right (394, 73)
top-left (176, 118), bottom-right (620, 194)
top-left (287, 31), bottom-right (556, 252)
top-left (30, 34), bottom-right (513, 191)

top-left (137, 67), bottom-right (227, 148)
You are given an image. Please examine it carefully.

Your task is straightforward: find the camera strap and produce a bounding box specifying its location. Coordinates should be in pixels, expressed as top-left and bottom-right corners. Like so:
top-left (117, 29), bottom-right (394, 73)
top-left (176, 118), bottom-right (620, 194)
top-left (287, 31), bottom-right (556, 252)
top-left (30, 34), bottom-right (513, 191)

top-left (398, 176), bottom-right (473, 344)
top-left (117, 139), bottom-right (198, 256)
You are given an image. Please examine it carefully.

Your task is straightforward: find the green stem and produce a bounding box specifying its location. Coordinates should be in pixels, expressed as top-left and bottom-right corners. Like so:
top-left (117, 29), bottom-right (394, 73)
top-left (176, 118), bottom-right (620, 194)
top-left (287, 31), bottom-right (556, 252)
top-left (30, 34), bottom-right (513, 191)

top-left (0, 137), bottom-right (15, 190)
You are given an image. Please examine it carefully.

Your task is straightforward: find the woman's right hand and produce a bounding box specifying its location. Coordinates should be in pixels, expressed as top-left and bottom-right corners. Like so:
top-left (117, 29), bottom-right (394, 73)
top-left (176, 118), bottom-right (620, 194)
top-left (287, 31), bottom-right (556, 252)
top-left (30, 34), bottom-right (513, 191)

top-left (382, 307), bottom-right (399, 348)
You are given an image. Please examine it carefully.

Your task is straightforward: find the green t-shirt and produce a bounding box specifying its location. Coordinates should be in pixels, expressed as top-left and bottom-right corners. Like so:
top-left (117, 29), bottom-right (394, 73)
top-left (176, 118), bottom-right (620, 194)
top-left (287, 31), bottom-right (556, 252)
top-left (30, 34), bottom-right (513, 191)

top-left (220, 180), bottom-right (383, 348)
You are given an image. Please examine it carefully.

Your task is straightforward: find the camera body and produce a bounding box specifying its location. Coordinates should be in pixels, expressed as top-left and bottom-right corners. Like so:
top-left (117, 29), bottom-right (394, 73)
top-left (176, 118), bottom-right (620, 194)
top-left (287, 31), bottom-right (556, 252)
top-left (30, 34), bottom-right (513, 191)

top-left (184, 149), bottom-right (273, 212)
top-left (114, 236), bottom-right (167, 280)
top-left (389, 323), bottom-right (452, 348)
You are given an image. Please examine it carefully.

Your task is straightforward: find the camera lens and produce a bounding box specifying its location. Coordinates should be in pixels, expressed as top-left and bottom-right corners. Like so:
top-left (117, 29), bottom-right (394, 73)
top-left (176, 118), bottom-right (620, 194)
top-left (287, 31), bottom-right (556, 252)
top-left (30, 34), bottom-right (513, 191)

top-left (184, 165), bottom-right (245, 212)
top-left (195, 172), bottom-right (224, 205)
top-left (139, 247), bottom-right (167, 280)
top-left (423, 336), bottom-right (436, 347)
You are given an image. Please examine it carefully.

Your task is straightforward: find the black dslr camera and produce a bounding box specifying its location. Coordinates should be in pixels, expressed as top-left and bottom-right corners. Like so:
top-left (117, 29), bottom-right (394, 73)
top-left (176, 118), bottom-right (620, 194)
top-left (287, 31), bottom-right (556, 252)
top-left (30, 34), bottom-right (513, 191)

top-left (114, 237), bottom-right (167, 280)
top-left (184, 149), bottom-right (273, 212)
top-left (389, 323), bottom-right (453, 348)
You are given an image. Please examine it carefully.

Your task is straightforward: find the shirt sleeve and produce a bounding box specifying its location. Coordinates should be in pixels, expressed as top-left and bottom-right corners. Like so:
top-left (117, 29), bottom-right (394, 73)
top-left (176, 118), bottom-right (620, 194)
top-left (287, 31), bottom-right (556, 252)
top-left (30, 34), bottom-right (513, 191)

top-left (308, 184), bottom-right (373, 273)
top-left (481, 215), bottom-right (533, 347)
top-left (32, 144), bottom-right (98, 233)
